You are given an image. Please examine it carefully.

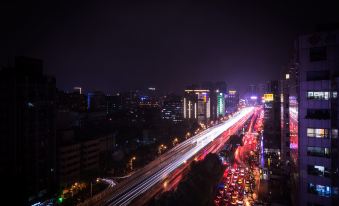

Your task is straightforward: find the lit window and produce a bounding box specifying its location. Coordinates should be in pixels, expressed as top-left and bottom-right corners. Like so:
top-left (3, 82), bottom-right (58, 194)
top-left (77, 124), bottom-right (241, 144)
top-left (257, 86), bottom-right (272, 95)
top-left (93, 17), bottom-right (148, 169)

top-left (307, 128), bottom-right (315, 137)
top-left (333, 91), bottom-right (338, 98)
top-left (307, 165), bottom-right (330, 177)
top-left (307, 91), bottom-right (330, 100)
top-left (332, 129), bottom-right (338, 139)
top-left (286, 74), bottom-right (290, 79)
top-left (308, 183), bottom-right (331, 197)
top-left (307, 128), bottom-right (329, 138)
top-left (307, 147), bottom-right (330, 158)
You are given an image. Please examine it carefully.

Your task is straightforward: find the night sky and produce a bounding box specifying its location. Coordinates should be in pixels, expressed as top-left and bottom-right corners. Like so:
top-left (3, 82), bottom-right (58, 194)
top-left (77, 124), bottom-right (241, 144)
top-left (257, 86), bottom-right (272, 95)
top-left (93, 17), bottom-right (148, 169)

top-left (1, 0), bottom-right (339, 94)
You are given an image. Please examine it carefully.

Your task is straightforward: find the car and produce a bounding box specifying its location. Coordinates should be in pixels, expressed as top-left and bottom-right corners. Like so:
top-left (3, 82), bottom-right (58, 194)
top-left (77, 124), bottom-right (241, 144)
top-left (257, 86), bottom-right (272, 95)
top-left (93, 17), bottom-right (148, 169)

top-left (223, 197), bottom-right (230, 203)
top-left (237, 200), bottom-right (244, 205)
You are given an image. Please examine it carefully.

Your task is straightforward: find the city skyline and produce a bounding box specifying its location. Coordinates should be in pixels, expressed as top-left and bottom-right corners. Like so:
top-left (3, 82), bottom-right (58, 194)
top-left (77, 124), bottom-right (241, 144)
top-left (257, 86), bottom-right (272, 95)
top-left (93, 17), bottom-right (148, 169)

top-left (1, 1), bottom-right (339, 206)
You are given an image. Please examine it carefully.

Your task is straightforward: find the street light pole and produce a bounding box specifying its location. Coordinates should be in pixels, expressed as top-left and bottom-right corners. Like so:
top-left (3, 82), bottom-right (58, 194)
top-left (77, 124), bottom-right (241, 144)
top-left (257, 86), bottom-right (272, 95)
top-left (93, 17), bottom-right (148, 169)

top-left (129, 156), bottom-right (136, 171)
top-left (90, 182), bottom-right (93, 197)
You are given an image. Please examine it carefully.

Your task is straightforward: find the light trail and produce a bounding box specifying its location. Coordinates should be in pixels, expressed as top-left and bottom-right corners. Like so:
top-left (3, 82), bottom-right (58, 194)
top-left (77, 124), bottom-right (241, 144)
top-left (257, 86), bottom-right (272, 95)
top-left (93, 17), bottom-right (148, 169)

top-left (102, 107), bottom-right (255, 206)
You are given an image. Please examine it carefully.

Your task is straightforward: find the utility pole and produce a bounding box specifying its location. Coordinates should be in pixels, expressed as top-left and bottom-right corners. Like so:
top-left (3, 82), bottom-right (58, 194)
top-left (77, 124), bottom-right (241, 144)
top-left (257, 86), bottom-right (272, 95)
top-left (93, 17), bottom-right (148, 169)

top-left (90, 182), bottom-right (93, 197)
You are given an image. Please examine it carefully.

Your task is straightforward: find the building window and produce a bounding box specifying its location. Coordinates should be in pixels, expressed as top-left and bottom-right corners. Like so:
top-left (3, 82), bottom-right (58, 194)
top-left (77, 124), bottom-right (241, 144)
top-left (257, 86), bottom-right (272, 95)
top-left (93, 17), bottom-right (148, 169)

top-left (308, 183), bottom-right (331, 197)
top-left (307, 91), bottom-right (330, 100)
top-left (307, 128), bottom-right (329, 138)
top-left (306, 70), bottom-right (330, 81)
top-left (333, 91), bottom-right (338, 98)
top-left (309, 47), bottom-right (327, 61)
top-left (307, 147), bottom-right (330, 158)
top-left (307, 165), bottom-right (330, 177)
top-left (332, 129), bottom-right (338, 139)
top-left (306, 109), bottom-right (330, 119)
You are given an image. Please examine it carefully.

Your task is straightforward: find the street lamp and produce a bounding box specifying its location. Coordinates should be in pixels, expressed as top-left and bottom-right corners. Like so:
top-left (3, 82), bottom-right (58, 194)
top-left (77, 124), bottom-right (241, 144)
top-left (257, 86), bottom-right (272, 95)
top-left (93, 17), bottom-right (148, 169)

top-left (158, 144), bottom-right (167, 155)
top-left (185, 132), bottom-right (191, 139)
top-left (172, 137), bottom-right (179, 146)
top-left (129, 156), bottom-right (136, 171)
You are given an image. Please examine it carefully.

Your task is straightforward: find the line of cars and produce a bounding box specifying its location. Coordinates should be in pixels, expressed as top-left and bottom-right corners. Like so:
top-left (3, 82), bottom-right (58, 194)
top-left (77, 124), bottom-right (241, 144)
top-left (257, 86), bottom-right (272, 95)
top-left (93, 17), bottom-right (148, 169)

top-left (214, 165), bottom-right (255, 206)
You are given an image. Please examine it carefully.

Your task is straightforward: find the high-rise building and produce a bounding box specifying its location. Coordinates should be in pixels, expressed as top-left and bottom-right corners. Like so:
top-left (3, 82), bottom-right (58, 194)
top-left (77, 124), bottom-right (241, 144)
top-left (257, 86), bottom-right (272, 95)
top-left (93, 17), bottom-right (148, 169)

top-left (216, 92), bottom-right (226, 117)
top-left (280, 52), bottom-right (300, 205)
top-left (183, 82), bottom-right (227, 123)
top-left (298, 29), bottom-right (339, 205)
top-left (0, 57), bottom-right (57, 204)
top-left (183, 88), bottom-right (210, 123)
top-left (280, 44), bottom-right (299, 165)
top-left (225, 90), bottom-right (239, 114)
top-left (87, 91), bottom-right (106, 112)
top-left (263, 80), bottom-right (281, 153)
top-left (161, 94), bottom-right (183, 122)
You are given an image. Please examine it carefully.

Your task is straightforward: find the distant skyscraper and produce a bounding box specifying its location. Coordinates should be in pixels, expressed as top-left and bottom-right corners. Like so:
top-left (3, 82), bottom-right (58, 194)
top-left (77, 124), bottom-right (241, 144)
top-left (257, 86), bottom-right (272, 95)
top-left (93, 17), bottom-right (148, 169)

top-left (183, 88), bottom-right (210, 123)
top-left (298, 29), bottom-right (339, 206)
top-left (87, 91), bottom-right (106, 111)
top-left (225, 90), bottom-right (239, 114)
top-left (0, 57), bottom-right (57, 205)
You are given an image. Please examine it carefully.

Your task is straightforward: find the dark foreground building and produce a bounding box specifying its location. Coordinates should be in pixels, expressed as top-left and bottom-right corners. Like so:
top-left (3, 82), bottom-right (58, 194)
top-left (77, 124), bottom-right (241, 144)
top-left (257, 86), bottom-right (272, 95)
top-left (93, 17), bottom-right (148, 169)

top-left (0, 57), bottom-right (57, 205)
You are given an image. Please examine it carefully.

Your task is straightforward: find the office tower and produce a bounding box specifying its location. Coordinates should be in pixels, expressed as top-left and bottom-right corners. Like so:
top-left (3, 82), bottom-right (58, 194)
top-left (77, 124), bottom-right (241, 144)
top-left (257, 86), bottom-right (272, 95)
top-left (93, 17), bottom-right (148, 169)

top-left (263, 80), bottom-right (281, 153)
top-left (225, 90), bottom-right (239, 114)
top-left (183, 88), bottom-right (210, 123)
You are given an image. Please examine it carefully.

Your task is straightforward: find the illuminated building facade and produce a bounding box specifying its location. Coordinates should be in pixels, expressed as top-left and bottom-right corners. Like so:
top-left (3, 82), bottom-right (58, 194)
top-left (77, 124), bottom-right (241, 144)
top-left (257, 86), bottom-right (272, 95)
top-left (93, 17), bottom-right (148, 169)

top-left (298, 29), bottom-right (339, 206)
top-left (183, 89), bottom-right (210, 123)
top-left (217, 92), bottom-right (225, 117)
top-left (225, 90), bottom-right (239, 114)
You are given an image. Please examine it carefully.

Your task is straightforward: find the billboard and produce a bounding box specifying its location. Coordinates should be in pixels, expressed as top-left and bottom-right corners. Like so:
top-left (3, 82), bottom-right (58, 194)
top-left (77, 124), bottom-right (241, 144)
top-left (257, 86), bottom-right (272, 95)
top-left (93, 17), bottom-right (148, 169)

top-left (264, 93), bottom-right (274, 102)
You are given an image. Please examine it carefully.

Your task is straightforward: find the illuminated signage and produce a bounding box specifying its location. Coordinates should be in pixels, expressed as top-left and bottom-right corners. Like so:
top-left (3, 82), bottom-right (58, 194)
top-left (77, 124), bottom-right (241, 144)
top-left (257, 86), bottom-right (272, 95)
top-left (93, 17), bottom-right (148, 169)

top-left (264, 93), bottom-right (274, 102)
top-left (250, 96), bottom-right (257, 100)
top-left (73, 87), bottom-right (82, 94)
top-left (185, 89), bottom-right (209, 92)
top-left (229, 90), bottom-right (236, 95)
